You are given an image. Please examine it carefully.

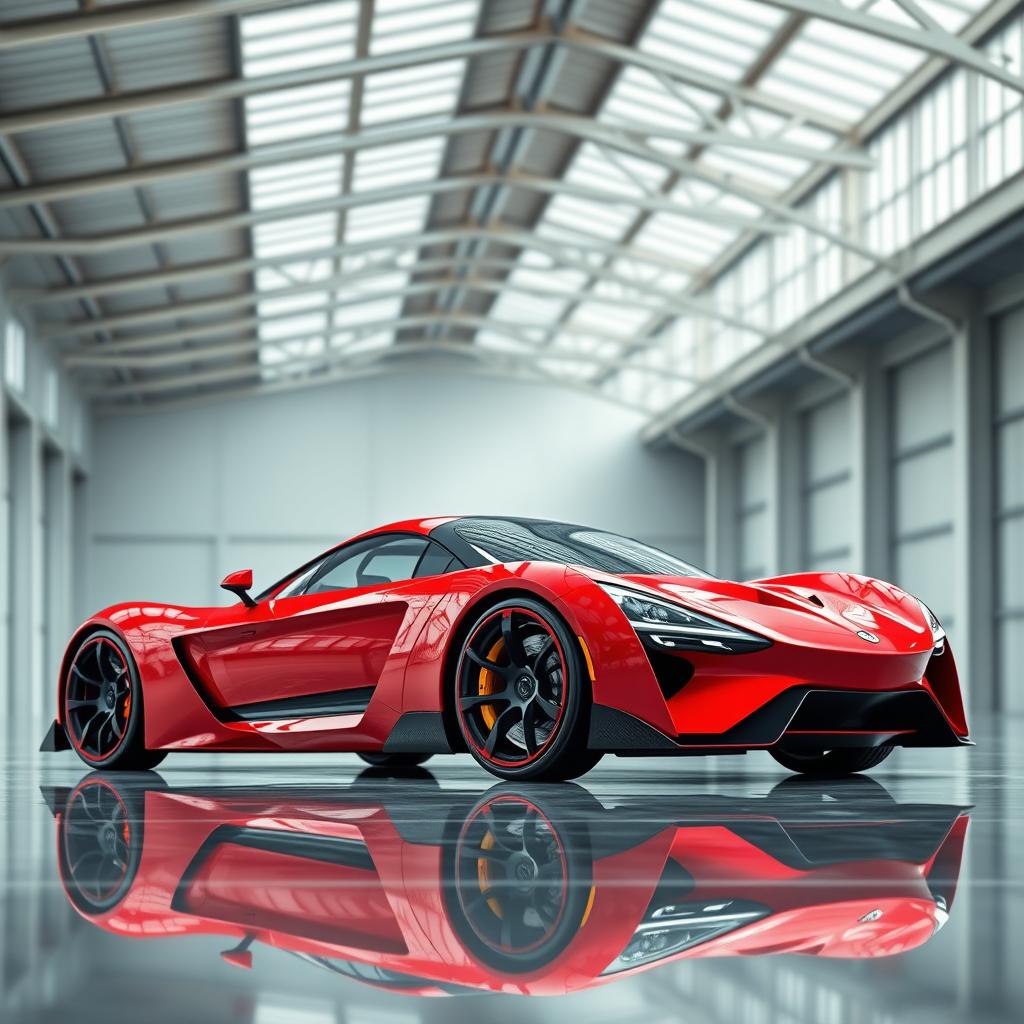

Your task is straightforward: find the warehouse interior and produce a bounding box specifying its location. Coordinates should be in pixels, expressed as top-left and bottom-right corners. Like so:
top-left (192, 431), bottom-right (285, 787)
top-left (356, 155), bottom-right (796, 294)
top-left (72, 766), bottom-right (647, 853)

top-left (1, 0), bottom-right (1023, 1022)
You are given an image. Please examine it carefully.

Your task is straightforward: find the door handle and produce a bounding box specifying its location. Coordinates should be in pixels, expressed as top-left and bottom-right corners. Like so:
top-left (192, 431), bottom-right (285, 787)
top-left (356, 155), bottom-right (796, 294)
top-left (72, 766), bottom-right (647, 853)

top-left (238, 629), bottom-right (257, 639)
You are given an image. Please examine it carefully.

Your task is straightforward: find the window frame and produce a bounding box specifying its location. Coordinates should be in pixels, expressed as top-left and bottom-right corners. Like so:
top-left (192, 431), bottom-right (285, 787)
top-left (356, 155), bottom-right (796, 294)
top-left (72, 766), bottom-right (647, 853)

top-left (258, 530), bottom-right (464, 601)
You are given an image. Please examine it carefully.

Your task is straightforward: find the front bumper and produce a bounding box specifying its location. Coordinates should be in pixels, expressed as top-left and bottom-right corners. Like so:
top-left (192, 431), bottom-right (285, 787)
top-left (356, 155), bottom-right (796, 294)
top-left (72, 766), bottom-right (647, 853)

top-left (588, 685), bottom-right (972, 755)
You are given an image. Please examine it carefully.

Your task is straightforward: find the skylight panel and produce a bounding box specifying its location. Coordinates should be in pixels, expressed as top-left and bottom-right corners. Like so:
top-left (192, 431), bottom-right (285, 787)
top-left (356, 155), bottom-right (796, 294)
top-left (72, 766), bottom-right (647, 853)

top-left (249, 156), bottom-right (344, 210)
top-left (639, 0), bottom-right (785, 84)
top-left (564, 142), bottom-right (670, 198)
top-left (343, 195), bottom-right (430, 244)
top-left (333, 295), bottom-right (405, 329)
top-left (569, 298), bottom-right (650, 337)
top-left (489, 288), bottom-right (573, 327)
top-left (245, 81), bottom-right (350, 145)
top-left (253, 213), bottom-right (338, 258)
top-left (241, 1), bottom-right (358, 76)
top-left (600, 67), bottom-right (718, 138)
top-left (632, 209), bottom-right (738, 265)
top-left (540, 193), bottom-right (635, 242)
top-left (351, 137), bottom-right (445, 191)
top-left (370, 0), bottom-right (480, 55)
top-left (476, 329), bottom-right (534, 354)
top-left (361, 60), bottom-right (466, 125)
top-left (608, 257), bottom-right (690, 296)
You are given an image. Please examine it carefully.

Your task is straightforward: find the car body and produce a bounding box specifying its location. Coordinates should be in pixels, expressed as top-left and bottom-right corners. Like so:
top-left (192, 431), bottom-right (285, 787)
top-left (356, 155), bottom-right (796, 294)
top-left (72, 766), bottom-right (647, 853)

top-left (42, 515), bottom-right (970, 780)
top-left (45, 773), bottom-right (969, 996)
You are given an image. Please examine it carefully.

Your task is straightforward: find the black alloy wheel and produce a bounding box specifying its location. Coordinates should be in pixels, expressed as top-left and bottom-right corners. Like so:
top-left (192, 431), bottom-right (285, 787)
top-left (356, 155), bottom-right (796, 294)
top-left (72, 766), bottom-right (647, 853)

top-left (454, 598), bottom-right (600, 781)
top-left (445, 789), bottom-right (594, 972)
top-left (63, 629), bottom-right (166, 770)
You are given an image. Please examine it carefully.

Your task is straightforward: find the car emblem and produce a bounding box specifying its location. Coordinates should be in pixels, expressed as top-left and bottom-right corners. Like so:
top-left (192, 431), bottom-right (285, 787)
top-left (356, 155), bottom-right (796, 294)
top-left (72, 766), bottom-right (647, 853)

top-left (856, 630), bottom-right (880, 644)
top-left (859, 909), bottom-right (884, 922)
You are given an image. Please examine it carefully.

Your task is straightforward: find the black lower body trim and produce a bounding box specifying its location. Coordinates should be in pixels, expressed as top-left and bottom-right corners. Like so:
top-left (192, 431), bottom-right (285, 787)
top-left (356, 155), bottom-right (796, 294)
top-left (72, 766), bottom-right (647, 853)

top-left (218, 686), bottom-right (376, 723)
top-left (589, 687), bottom-right (970, 754)
top-left (382, 711), bottom-right (453, 754)
top-left (40, 719), bottom-right (71, 753)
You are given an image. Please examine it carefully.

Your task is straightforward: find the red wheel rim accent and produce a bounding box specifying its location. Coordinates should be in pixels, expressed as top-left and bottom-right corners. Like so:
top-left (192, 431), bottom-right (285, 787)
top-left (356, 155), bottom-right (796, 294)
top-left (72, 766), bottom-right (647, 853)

top-left (64, 637), bottom-right (133, 762)
top-left (454, 794), bottom-right (570, 957)
top-left (456, 607), bottom-right (569, 768)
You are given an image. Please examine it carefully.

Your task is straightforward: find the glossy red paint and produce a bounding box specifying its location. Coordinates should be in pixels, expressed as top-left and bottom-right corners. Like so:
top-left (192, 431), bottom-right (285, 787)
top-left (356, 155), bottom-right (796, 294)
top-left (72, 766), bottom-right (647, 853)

top-left (51, 776), bottom-right (970, 995)
top-left (49, 516), bottom-right (970, 765)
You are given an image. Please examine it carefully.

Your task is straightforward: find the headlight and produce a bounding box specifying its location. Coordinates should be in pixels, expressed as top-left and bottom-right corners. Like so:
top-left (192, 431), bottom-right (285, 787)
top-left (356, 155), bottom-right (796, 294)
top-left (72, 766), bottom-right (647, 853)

top-left (603, 899), bottom-right (769, 974)
top-left (917, 599), bottom-right (945, 645)
top-left (599, 583), bottom-right (770, 653)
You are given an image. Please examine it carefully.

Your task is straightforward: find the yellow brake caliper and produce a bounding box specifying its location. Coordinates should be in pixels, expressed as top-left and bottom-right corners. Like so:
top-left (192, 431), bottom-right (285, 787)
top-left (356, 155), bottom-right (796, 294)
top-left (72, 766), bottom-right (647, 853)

top-left (477, 637), bottom-right (505, 731)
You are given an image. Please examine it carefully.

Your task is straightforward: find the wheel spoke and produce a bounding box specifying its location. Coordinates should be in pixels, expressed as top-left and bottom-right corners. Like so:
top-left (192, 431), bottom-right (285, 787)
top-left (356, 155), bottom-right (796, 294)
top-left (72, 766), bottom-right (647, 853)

top-left (460, 692), bottom-right (508, 711)
top-left (532, 635), bottom-right (556, 673)
top-left (522, 703), bottom-right (539, 757)
top-left (480, 809), bottom-right (520, 850)
top-left (71, 664), bottom-right (102, 688)
top-left (66, 698), bottom-right (98, 711)
top-left (465, 648), bottom-right (506, 675)
top-left (484, 705), bottom-right (520, 757)
top-left (79, 709), bottom-right (105, 751)
top-left (533, 693), bottom-right (561, 721)
top-left (111, 711), bottom-right (124, 739)
top-left (501, 611), bottom-right (529, 668)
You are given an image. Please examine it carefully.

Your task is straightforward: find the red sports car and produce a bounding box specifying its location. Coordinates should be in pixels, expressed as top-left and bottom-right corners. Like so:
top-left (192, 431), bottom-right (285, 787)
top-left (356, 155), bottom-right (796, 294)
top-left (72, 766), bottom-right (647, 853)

top-left (42, 515), bottom-right (970, 780)
top-left (46, 773), bottom-right (969, 996)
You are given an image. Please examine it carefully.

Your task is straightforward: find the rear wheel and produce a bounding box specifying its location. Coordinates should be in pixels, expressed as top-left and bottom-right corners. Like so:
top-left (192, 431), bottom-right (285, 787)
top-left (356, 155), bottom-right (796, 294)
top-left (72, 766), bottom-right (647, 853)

top-left (63, 629), bottom-right (166, 771)
top-left (454, 599), bottom-right (595, 781)
top-left (357, 752), bottom-right (433, 770)
top-left (770, 743), bottom-right (893, 776)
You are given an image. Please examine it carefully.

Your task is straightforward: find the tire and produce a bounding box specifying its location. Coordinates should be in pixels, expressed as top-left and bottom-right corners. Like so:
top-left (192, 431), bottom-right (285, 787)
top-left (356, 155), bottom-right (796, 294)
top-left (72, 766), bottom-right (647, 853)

top-left (770, 743), bottom-right (894, 776)
top-left (443, 786), bottom-right (594, 972)
top-left (357, 752), bottom-right (433, 769)
top-left (62, 629), bottom-right (166, 771)
top-left (453, 598), bottom-right (593, 782)
top-left (58, 773), bottom-right (155, 914)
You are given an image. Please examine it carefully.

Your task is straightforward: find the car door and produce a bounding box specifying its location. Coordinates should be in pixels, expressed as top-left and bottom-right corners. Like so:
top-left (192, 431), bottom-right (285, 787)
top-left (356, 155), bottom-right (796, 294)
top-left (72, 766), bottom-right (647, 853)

top-left (179, 535), bottom-right (445, 719)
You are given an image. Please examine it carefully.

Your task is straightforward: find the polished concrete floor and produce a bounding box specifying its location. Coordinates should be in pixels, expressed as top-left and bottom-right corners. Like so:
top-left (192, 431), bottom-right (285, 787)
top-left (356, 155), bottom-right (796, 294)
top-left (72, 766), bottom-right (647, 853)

top-left (2, 718), bottom-right (1020, 1023)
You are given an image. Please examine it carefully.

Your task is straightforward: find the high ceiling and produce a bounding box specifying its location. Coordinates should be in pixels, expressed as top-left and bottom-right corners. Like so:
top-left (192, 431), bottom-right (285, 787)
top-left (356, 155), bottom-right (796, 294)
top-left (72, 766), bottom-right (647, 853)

top-left (0, 0), bottom-right (1021, 417)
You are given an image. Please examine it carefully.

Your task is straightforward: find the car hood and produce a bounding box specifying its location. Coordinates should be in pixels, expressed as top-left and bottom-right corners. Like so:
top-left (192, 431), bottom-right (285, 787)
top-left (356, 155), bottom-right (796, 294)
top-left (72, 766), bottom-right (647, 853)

top-left (584, 568), bottom-right (935, 653)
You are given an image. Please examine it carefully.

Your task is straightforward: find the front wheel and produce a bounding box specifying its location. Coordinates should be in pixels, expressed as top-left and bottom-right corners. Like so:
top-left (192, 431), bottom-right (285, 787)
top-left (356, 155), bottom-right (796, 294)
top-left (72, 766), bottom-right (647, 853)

top-left (453, 598), bottom-right (595, 782)
top-left (770, 743), bottom-right (894, 776)
top-left (63, 629), bottom-right (166, 771)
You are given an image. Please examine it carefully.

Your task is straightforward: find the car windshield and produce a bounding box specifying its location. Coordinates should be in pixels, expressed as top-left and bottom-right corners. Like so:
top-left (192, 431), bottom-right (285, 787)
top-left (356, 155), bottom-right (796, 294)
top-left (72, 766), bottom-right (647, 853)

top-left (451, 518), bottom-right (711, 577)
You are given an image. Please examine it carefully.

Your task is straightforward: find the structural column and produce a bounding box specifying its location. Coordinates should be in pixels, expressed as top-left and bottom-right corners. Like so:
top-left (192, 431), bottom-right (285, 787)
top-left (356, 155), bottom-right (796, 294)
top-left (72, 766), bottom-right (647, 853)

top-left (951, 298), bottom-right (995, 713)
top-left (7, 414), bottom-right (42, 757)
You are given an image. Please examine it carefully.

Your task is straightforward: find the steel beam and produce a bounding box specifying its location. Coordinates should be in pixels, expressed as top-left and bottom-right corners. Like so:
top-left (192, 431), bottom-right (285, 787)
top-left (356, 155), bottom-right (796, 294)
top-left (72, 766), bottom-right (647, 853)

top-left (2, 122), bottom-right (815, 258)
top-left (92, 354), bottom-right (652, 415)
top-left (85, 323), bottom-right (695, 399)
top-left (0, 119), bottom-right (884, 268)
top-left (0, 28), bottom-right (853, 140)
top-left (72, 318), bottom-right (700, 379)
top-left (38, 226), bottom-right (765, 340)
top-left (58, 276), bottom-right (735, 358)
top-left (758, 0), bottom-right (1024, 95)
top-left (0, 1), bottom-right (297, 49)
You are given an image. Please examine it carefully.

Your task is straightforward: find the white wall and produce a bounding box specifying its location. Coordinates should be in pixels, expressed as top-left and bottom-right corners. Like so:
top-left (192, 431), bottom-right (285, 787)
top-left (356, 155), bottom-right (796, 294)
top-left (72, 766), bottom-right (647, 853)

top-left (1, 270), bottom-right (91, 754)
top-left (994, 305), bottom-right (1024, 713)
top-left (84, 366), bottom-right (705, 610)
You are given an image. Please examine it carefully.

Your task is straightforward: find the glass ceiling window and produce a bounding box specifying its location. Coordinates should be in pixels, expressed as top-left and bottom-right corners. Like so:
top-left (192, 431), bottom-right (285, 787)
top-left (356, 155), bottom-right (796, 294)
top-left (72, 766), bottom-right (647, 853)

top-left (240, 0), bottom-right (478, 378)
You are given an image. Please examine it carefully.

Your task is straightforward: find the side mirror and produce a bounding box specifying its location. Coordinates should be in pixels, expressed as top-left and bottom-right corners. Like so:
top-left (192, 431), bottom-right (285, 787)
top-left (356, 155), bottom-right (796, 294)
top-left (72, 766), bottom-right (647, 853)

top-left (220, 935), bottom-right (254, 969)
top-left (220, 569), bottom-right (256, 608)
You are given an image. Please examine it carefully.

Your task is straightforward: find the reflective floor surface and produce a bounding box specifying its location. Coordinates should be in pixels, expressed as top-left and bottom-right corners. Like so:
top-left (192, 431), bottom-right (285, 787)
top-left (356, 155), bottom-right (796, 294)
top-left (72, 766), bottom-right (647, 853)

top-left (2, 717), bottom-right (1021, 1023)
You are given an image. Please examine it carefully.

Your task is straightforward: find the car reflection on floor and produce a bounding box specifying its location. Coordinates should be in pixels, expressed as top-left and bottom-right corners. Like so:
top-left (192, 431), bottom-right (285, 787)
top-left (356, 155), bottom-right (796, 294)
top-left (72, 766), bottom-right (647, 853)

top-left (43, 771), bottom-right (969, 998)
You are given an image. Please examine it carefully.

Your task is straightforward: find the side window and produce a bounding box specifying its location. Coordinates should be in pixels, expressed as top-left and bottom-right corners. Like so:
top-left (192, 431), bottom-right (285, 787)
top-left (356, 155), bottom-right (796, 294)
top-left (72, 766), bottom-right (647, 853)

top-left (414, 541), bottom-right (462, 578)
top-left (307, 537), bottom-right (429, 594)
